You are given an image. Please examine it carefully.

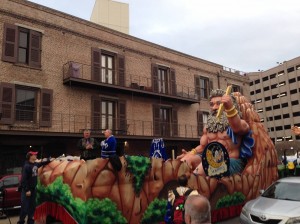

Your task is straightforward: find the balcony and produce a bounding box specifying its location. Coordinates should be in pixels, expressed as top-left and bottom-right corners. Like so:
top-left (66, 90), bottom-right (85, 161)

top-left (0, 109), bottom-right (199, 140)
top-left (63, 61), bottom-right (199, 104)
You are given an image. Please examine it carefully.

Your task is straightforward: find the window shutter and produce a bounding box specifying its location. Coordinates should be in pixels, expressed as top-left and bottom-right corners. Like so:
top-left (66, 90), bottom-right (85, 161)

top-left (172, 109), bottom-right (178, 137)
top-left (194, 75), bottom-right (200, 96)
top-left (29, 30), bottom-right (42, 68)
top-left (118, 100), bottom-right (126, 132)
top-left (240, 87), bottom-right (243, 95)
top-left (209, 80), bottom-right (213, 96)
top-left (151, 64), bottom-right (158, 92)
top-left (91, 95), bottom-right (101, 129)
top-left (153, 105), bottom-right (160, 136)
top-left (2, 24), bottom-right (17, 63)
top-left (39, 89), bottom-right (53, 127)
top-left (117, 54), bottom-right (125, 87)
top-left (197, 111), bottom-right (204, 136)
top-left (170, 68), bottom-right (176, 96)
top-left (0, 82), bottom-right (15, 125)
top-left (91, 48), bottom-right (101, 82)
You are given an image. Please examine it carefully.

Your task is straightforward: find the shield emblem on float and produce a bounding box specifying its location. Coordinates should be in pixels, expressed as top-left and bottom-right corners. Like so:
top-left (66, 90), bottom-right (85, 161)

top-left (202, 141), bottom-right (230, 179)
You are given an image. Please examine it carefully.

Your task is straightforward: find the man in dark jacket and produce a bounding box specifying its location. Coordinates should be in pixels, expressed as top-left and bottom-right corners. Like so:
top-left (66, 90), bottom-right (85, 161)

top-left (17, 151), bottom-right (51, 224)
top-left (77, 129), bottom-right (100, 160)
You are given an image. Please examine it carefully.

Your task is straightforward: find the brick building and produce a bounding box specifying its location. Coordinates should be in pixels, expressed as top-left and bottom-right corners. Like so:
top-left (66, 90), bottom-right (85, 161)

top-left (0, 0), bottom-right (249, 174)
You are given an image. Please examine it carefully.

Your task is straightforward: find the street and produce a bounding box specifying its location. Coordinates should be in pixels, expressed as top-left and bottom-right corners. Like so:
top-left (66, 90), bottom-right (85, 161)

top-left (0, 208), bottom-right (240, 224)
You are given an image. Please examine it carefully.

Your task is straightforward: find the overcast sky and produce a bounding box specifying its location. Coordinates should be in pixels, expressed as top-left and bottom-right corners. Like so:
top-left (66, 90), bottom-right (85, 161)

top-left (28, 0), bottom-right (300, 72)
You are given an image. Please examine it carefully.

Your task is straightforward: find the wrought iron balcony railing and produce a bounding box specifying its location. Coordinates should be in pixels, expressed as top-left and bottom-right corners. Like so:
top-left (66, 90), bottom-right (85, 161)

top-left (63, 61), bottom-right (199, 102)
top-left (0, 109), bottom-right (200, 139)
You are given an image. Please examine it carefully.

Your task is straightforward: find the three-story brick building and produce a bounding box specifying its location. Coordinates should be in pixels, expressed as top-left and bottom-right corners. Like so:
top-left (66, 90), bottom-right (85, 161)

top-left (0, 0), bottom-right (249, 174)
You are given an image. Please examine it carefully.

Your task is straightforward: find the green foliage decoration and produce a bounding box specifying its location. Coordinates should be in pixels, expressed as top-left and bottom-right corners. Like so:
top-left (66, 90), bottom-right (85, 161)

top-left (37, 176), bottom-right (127, 224)
top-left (126, 155), bottom-right (151, 195)
top-left (140, 198), bottom-right (167, 224)
top-left (215, 191), bottom-right (245, 209)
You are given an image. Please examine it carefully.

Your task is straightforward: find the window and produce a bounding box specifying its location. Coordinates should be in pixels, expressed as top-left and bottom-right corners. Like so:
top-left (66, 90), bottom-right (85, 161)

top-left (274, 115), bottom-right (282, 120)
top-left (257, 108), bottom-right (263, 113)
top-left (255, 89), bottom-right (261, 94)
top-left (273, 105), bottom-right (280, 110)
top-left (250, 81), bottom-right (254, 86)
top-left (91, 48), bottom-right (125, 86)
top-left (2, 23), bottom-right (42, 68)
top-left (283, 113), bottom-right (289, 118)
top-left (195, 76), bottom-right (211, 99)
top-left (264, 96), bottom-right (271, 101)
top-left (158, 68), bottom-right (168, 94)
top-left (284, 125), bottom-right (291, 130)
top-left (275, 126), bottom-right (283, 131)
top-left (262, 76), bottom-right (269, 81)
top-left (0, 83), bottom-right (53, 126)
top-left (263, 86), bottom-right (270, 91)
top-left (281, 103), bottom-right (288, 108)
top-left (152, 64), bottom-right (176, 96)
top-left (277, 81), bottom-right (285, 87)
top-left (254, 79), bottom-right (260, 84)
top-left (197, 111), bottom-right (208, 136)
top-left (289, 78), bottom-right (296, 84)
top-left (266, 106), bottom-right (272, 111)
top-left (291, 100), bottom-right (299, 106)
top-left (101, 100), bottom-right (115, 130)
top-left (277, 71), bottom-right (284, 76)
top-left (91, 97), bottom-right (126, 133)
top-left (271, 84), bottom-right (277, 89)
top-left (101, 54), bottom-right (114, 84)
top-left (16, 87), bottom-right (36, 122)
top-left (1, 176), bottom-right (19, 187)
top-left (231, 84), bottom-right (243, 94)
top-left (287, 67), bottom-right (295, 73)
top-left (270, 74), bottom-right (276, 79)
top-left (153, 105), bottom-right (178, 137)
top-left (290, 89), bottom-right (297, 94)
top-left (293, 112), bottom-right (300, 117)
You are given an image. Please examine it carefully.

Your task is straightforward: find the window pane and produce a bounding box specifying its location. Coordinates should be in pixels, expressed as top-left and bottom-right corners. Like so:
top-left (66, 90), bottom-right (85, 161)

top-left (101, 68), bottom-right (106, 82)
top-left (19, 31), bottom-right (28, 48)
top-left (101, 102), bottom-right (106, 113)
top-left (18, 48), bottom-right (27, 63)
top-left (108, 102), bottom-right (113, 114)
top-left (108, 70), bottom-right (113, 84)
top-left (16, 88), bottom-right (35, 121)
top-left (101, 55), bottom-right (106, 67)
top-left (108, 57), bottom-right (113, 69)
top-left (101, 116), bottom-right (106, 129)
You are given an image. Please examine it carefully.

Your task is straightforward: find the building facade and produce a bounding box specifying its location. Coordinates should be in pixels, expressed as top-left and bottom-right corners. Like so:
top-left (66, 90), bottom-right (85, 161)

top-left (248, 57), bottom-right (300, 145)
top-left (0, 0), bottom-right (248, 175)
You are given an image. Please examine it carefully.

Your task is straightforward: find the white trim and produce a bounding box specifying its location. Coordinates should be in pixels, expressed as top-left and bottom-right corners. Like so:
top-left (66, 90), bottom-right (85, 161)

top-left (98, 47), bottom-right (119, 54)
top-left (15, 23), bottom-right (45, 34)
top-left (13, 81), bottom-right (42, 89)
top-left (156, 63), bottom-right (170, 68)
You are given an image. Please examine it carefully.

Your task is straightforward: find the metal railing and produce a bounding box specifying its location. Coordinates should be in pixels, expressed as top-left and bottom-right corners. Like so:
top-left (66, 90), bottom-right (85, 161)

top-left (0, 109), bottom-right (199, 139)
top-left (63, 61), bottom-right (199, 100)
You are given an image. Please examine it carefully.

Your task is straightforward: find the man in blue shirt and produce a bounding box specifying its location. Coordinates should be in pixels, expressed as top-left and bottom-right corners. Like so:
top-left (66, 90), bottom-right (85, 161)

top-left (100, 129), bottom-right (117, 158)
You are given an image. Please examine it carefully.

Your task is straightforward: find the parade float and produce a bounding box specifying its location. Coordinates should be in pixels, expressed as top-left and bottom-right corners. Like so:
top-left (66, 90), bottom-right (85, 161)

top-left (35, 91), bottom-right (278, 224)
